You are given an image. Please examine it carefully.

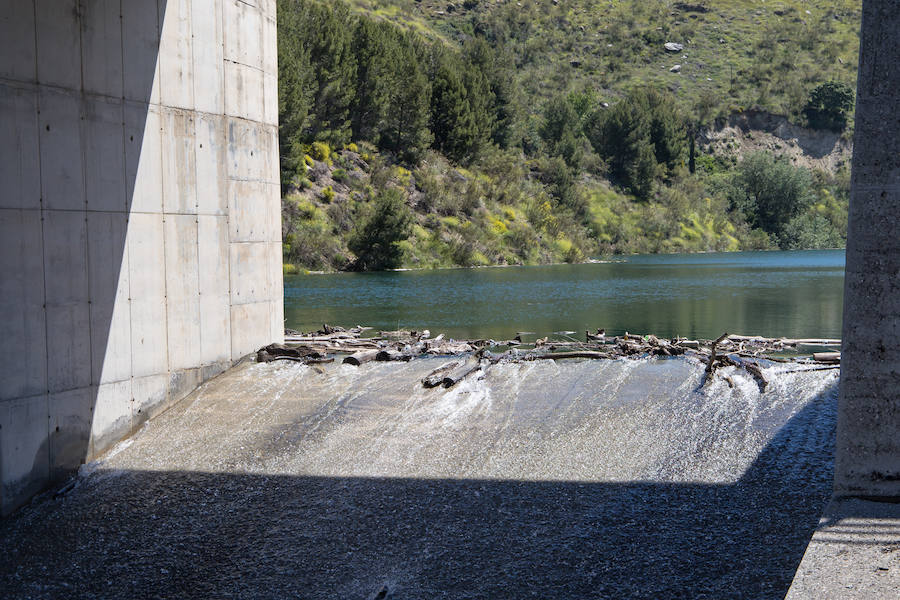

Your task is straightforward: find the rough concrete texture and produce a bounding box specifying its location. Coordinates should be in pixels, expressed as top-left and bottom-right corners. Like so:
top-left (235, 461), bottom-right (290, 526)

top-left (0, 0), bottom-right (283, 515)
top-left (0, 358), bottom-right (842, 598)
top-left (786, 498), bottom-right (900, 599)
top-left (835, 0), bottom-right (900, 498)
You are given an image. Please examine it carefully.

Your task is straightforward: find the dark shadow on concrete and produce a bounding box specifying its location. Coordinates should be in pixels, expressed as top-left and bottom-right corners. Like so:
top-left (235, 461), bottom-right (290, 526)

top-left (0, 384), bottom-right (837, 598)
top-left (0, 0), bottom-right (170, 515)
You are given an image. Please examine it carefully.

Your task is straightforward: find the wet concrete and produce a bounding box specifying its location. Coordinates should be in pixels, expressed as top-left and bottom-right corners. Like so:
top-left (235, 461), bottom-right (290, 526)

top-left (1, 358), bottom-right (839, 598)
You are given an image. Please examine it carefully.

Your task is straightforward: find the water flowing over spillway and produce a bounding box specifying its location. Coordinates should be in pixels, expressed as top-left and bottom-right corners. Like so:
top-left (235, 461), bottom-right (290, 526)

top-left (1, 358), bottom-right (838, 599)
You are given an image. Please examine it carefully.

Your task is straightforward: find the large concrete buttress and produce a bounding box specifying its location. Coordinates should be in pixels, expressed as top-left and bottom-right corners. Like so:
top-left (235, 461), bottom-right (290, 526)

top-left (835, 1), bottom-right (900, 498)
top-left (0, 0), bottom-right (283, 515)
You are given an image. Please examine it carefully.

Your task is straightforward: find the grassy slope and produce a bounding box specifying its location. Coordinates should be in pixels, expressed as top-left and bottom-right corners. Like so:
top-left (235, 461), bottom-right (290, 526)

top-left (282, 1), bottom-right (860, 273)
top-left (345, 0), bottom-right (860, 124)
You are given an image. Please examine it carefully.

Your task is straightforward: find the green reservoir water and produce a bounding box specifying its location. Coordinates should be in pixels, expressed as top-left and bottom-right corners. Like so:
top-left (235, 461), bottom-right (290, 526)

top-left (284, 250), bottom-right (845, 341)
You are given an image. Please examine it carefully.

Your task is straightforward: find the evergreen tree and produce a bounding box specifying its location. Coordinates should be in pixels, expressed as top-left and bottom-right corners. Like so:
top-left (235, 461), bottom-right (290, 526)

top-left (463, 38), bottom-right (520, 148)
top-left (380, 36), bottom-right (433, 163)
top-left (350, 20), bottom-right (395, 144)
top-left (587, 87), bottom-right (686, 200)
top-left (277, 0), bottom-right (315, 180)
top-left (300, 0), bottom-right (357, 146)
top-left (348, 188), bottom-right (413, 271)
top-left (429, 50), bottom-right (494, 164)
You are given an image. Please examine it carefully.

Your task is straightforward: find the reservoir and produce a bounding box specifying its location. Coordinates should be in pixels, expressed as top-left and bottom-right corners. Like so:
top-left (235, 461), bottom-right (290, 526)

top-left (285, 250), bottom-right (845, 340)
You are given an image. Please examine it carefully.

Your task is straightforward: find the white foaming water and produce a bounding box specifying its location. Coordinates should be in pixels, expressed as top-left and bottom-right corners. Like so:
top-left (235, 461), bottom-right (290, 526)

top-left (97, 358), bottom-right (839, 487)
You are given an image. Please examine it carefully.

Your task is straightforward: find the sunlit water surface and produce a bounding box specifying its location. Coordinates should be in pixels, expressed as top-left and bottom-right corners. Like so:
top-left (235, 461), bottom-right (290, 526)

top-left (284, 250), bottom-right (845, 340)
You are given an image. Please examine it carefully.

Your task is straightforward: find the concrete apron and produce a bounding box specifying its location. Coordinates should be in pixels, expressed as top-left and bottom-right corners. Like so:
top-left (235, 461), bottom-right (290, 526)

top-left (1, 357), bottom-right (850, 598)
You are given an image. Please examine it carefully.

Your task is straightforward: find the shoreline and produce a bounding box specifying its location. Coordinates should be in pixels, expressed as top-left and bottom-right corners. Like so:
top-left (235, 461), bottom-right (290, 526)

top-left (284, 247), bottom-right (847, 276)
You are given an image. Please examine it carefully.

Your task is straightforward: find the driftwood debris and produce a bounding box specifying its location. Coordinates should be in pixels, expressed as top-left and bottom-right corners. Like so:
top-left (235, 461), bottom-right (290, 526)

top-left (441, 359), bottom-right (484, 388)
top-left (259, 326), bottom-right (841, 390)
top-left (422, 361), bottom-right (462, 388)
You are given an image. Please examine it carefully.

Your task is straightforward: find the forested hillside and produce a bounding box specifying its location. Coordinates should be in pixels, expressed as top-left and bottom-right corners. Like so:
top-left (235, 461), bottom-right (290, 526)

top-left (278, 0), bottom-right (859, 272)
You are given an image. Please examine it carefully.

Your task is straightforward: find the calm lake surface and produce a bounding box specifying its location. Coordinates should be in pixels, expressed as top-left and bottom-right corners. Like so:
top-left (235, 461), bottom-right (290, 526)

top-left (284, 250), bottom-right (845, 340)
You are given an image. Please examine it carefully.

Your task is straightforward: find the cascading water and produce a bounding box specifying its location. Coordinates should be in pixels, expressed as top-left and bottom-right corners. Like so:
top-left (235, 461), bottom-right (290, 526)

top-left (0, 357), bottom-right (839, 599)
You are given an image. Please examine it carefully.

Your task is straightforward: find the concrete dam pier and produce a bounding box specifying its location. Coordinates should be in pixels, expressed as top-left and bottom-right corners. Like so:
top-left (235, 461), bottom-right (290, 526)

top-left (0, 1), bottom-right (283, 514)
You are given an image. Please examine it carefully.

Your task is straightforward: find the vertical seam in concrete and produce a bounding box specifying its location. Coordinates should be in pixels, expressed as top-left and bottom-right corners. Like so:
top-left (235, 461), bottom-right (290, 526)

top-left (222, 0), bottom-right (233, 361)
top-left (78, 0), bottom-right (98, 470)
top-left (32, 0), bottom-right (52, 489)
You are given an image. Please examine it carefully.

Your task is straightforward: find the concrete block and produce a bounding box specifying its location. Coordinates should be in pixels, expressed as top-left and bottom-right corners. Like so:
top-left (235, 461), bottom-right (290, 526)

top-left (130, 297), bottom-right (168, 378)
top-left (230, 242), bottom-right (270, 305)
top-left (34, 0), bottom-right (81, 90)
top-left (228, 180), bottom-right (269, 242)
top-left (224, 0), bottom-right (263, 69)
top-left (224, 61), bottom-right (265, 123)
top-left (191, 0), bottom-right (224, 115)
top-left (122, 0), bottom-right (161, 104)
top-left (164, 214), bottom-right (200, 300)
top-left (87, 212), bottom-right (129, 305)
top-left (131, 373), bottom-right (168, 427)
top-left (87, 211), bottom-right (131, 385)
top-left (262, 16), bottom-right (278, 77)
top-left (49, 386), bottom-right (92, 479)
top-left (83, 96), bottom-right (126, 212)
top-left (230, 301), bottom-right (270, 359)
top-left (164, 215), bottom-right (201, 370)
top-left (43, 210), bottom-right (89, 306)
top-left (166, 297), bottom-right (201, 372)
top-left (125, 103), bottom-right (163, 214)
top-left (90, 380), bottom-right (131, 457)
top-left (126, 212), bottom-right (166, 300)
top-left (80, 0), bottom-right (124, 98)
top-left (262, 125), bottom-right (279, 184)
top-left (195, 113), bottom-right (227, 215)
top-left (0, 394), bottom-right (49, 515)
top-left (161, 108), bottom-right (198, 214)
top-left (0, 84), bottom-right (40, 210)
top-left (39, 88), bottom-right (85, 211)
top-left (0, 0), bottom-right (37, 82)
top-left (158, 0), bottom-right (194, 110)
top-left (226, 118), bottom-right (265, 181)
top-left (91, 299), bottom-right (132, 386)
top-left (167, 366), bottom-right (201, 406)
top-left (0, 210), bottom-right (47, 401)
top-left (200, 294), bottom-right (231, 365)
top-left (46, 302), bottom-right (92, 394)
top-left (263, 72), bottom-right (278, 127)
top-left (266, 183), bottom-right (282, 241)
top-left (198, 215), bottom-right (230, 296)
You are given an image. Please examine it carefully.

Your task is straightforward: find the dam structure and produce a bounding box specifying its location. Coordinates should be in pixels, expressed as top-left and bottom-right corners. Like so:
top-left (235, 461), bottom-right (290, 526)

top-left (0, 0), bottom-right (283, 515)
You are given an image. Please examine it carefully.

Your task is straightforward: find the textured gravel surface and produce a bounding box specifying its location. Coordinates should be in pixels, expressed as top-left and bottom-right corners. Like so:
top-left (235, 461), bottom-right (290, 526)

top-left (1, 358), bottom-right (839, 599)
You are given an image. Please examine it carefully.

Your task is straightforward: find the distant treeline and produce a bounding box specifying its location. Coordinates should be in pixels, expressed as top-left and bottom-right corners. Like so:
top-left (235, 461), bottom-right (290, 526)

top-left (278, 0), bottom-right (517, 170)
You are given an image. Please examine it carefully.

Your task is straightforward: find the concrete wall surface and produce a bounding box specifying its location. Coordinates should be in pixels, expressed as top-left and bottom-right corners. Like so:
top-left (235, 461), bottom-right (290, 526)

top-left (835, 1), bottom-right (900, 498)
top-left (0, 0), bottom-right (283, 515)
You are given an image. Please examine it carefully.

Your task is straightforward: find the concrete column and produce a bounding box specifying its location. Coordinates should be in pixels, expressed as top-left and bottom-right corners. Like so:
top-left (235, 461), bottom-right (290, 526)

top-left (0, 0), bottom-right (283, 515)
top-left (834, 0), bottom-right (900, 498)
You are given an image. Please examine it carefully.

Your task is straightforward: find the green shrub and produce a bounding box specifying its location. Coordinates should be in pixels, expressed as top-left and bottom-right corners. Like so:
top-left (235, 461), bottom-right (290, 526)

top-left (348, 188), bottom-right (412, 270)
top-left (804, 82), bottom-right (855, 131)
top-left (310, 141), bottom-right (332, 164)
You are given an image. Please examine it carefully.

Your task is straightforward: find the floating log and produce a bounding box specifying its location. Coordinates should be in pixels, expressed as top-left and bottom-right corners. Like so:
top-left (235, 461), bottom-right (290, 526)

top-left (422, 360), bottom-right (461, 388)
top-left (342, 350), bottom-right (380, 366)
top-left (812, 352), bottom-right (841, 363)
top-left (442, 360), bottom-right (483, 388)
top-left (530, 351), bottom-right (612, 361)
top-left (376, 349), bottom-right (411, 362)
